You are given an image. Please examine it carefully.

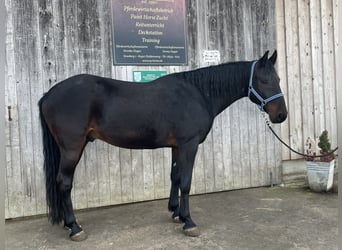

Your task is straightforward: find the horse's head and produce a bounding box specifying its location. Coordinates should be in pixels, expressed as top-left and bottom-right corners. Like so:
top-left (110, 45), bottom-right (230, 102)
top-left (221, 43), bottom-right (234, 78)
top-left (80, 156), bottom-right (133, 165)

top-left (248, 50), bottom-right (287, 123)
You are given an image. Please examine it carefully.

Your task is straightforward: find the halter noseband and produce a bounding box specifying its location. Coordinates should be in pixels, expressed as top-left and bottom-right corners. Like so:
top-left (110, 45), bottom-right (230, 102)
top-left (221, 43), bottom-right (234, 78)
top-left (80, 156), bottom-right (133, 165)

top-left (248, 61), bottom-right (284, 111)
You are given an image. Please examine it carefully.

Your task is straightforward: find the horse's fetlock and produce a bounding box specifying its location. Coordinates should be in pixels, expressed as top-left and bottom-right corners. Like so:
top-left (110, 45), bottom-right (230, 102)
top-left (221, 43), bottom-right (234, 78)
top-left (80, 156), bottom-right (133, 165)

top-left (168, 202), bottom-right (179, 212)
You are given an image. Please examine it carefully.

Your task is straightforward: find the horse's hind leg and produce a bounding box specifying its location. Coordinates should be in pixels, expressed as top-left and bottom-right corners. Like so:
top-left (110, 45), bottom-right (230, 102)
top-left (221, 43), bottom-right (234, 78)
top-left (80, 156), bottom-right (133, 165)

top-left (168, 148), bottom-right (180, 222)
top-left (62, 189), bottom-right (87, 241)
top-left (57, 146), bottom-right (88, 241)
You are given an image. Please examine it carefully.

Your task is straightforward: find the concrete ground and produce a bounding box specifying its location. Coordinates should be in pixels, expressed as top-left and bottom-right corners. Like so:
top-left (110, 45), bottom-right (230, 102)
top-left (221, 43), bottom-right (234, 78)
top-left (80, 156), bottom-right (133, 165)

top-left (5, 186), bottom-right (338, 250)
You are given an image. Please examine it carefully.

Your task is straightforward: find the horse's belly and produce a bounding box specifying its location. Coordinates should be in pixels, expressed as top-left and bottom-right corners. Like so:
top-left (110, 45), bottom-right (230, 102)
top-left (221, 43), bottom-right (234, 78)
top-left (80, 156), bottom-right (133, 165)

top-left (91, 127), bottom-right (170, 149)
top-left (103, 136), bottom-right (168, 150)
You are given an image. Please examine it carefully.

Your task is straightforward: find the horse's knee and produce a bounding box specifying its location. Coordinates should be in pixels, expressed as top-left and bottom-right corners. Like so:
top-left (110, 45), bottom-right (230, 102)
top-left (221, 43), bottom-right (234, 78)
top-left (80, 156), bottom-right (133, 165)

top-left (180, 178), bottom-right (192, 194)
top-left (170, 164), bottom-right (180, 183)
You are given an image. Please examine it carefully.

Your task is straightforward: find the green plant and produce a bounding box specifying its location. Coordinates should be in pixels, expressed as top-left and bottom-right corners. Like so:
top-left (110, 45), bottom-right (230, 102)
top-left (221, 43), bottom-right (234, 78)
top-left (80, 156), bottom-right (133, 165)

top-left (317, 130), bottom-right (336, 162)
top-left (318, 130), bottom-right (331, 152)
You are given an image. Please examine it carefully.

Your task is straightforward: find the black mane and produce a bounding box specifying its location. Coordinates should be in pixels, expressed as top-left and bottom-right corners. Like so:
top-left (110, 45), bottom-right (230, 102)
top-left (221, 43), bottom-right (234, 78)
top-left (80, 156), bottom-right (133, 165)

top-left (171, 61), bottom-right (252, 97)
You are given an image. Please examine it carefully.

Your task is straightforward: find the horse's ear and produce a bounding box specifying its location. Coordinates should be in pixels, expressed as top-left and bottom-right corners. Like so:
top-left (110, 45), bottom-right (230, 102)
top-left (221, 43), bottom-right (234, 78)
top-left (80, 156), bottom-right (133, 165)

top-left (259, 51), bottom-right (269, 66)
top-left (269, 50), bottom-right (277, 65)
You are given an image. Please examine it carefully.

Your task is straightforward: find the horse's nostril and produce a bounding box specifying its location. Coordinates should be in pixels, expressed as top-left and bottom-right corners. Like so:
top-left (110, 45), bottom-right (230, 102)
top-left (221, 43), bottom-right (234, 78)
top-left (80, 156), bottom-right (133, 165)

top-left (278, 112), bottom-right (287, 122)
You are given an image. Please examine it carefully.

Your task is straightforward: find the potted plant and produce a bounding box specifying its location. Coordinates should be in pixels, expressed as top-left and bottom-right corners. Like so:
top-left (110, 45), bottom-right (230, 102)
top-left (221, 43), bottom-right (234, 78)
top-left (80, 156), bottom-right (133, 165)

top-left (304, 130), bottom-right (336, 192)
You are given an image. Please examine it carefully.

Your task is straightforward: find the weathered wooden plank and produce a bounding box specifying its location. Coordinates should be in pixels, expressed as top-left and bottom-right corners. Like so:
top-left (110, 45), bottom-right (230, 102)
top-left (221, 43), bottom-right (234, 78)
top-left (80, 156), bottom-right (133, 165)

top-left (4, 0), bottom-right (18, 124)
top-left (221, 110), bottom-right (233, 190)
top-left (228, 0), bottom-right (241, 189)
top-left (163, 148), bottom-right (171, 197)
top-left (320, 0), bottom-right (337, 148)
top-left (186, 0), bottom-right (198, 69)
top-left (275, 0), bottom-right (290, 161)
top-left (96, 141), bottom-right (111, 206)
top-left (62, 0), bottom-right (80, 76)
top-left (36, 0), bottom-right (57, 215)
top-left (130, 149), bottom-right (144, 202)
top-left (332, 0), bottom-right (338, 149)
top-left (5, 146), bottom-right (10, 217)
top-left (332, 0), bottom-right (338, 82)
top-left (285, 0), bottom-right (303, 159)
top-left (5, 0), bottom-right (20, 219)
top-left (203, 133), bottom-right (215, 193)
top-left (119, 148), bottom-right (133, 203)
top-left (310, 0), bottom-right (325, 139)
top-left (98, 0), bottom-right (113, 76)
top-left (142, 149), bottom-right (154, 199)
top-left (6, 145), bottom-right (22, 218)
top-left (108, 144), bottom-right (122, 205)
top-left (4, 96), bottom-right (22, 218)
top-left (83, 144), bottom-right (100, 208)
top-left (212, 116), bottom-right (224, 191)
top-left (297, 0), bottom-right (315, 156)
top-left (14, 0), bottom-right (41, 217)
top-left (152, 148), bottom-right (165, 198)
top-left (221, 0), bottom-right (234, 190)
top-left (246, 0), bottom-right (260, 187)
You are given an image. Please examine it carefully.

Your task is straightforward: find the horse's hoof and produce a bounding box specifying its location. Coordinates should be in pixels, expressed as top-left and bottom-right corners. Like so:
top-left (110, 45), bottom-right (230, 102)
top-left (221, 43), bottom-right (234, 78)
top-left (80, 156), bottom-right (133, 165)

top-left (172, 216), bottom-right (181, 223)
top-left (70, 230), bottom-right (88, 241)
top-left (183, 226), bottom-right (200, 237)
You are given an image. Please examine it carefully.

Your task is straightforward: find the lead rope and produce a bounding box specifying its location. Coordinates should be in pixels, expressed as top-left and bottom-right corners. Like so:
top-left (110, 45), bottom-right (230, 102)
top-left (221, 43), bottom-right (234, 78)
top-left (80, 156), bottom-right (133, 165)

top-left (260, 111), bottom-right (338, 158)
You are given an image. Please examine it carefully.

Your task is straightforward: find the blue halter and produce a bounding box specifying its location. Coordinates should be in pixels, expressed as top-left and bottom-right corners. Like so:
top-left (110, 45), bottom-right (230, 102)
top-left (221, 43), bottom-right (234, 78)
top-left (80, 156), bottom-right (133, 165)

top-left (248, 61), bottom-right (284, 111)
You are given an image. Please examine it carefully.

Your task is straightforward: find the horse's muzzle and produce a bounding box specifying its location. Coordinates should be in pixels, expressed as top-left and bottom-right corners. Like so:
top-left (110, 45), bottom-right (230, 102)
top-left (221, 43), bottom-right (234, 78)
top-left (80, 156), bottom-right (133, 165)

top-left (270, 110), bottom-right (287, 123)
top-left (265, 99), bottom-right (287, 124)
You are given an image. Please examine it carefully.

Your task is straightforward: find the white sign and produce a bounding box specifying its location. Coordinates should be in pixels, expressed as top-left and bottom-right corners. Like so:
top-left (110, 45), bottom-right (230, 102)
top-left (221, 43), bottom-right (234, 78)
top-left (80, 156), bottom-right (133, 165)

top-left (202, 50), bottom-right (220, 64)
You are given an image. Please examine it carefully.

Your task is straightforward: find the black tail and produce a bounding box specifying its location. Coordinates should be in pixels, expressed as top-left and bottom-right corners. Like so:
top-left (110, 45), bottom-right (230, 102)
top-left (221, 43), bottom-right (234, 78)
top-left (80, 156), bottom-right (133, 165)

top-left (39, 96), bottom-right (63, 224)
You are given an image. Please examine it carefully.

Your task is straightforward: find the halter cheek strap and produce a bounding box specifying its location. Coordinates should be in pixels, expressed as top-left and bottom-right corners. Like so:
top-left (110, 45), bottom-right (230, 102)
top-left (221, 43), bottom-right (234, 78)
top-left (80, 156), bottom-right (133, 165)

top-left (248, 61), bottom-right (284, 111)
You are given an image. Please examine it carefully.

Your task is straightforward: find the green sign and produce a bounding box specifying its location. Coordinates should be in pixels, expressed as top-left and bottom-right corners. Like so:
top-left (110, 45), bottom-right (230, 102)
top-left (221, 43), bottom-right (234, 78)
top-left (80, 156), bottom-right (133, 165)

top-left (133, 70), bottom-right (167, 83)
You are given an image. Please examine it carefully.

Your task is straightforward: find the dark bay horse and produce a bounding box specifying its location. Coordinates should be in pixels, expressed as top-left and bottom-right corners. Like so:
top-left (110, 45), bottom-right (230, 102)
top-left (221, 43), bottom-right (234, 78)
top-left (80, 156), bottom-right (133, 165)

top-left (39, 50), bottom-right (287, 241)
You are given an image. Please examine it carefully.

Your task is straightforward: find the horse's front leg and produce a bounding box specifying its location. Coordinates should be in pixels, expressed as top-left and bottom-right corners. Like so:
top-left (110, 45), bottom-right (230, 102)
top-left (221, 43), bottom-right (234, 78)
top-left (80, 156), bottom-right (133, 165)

top-left (178, 138), bottom-right (200, 237)
top-left (168, 148), bottom-right (180, 222)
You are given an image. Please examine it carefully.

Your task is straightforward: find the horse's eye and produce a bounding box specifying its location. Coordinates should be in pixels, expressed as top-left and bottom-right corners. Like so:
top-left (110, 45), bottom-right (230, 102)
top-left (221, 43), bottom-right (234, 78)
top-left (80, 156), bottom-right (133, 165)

top-left (260, 79), bottom-right (270, 85)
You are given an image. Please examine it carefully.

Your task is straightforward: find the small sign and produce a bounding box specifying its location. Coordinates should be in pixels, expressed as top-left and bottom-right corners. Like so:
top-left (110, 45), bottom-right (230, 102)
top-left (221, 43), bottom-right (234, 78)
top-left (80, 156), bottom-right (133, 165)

top-left (133, 70), bottom-right (167, 83)
top-left (202, 50), bottom-right (220, 64)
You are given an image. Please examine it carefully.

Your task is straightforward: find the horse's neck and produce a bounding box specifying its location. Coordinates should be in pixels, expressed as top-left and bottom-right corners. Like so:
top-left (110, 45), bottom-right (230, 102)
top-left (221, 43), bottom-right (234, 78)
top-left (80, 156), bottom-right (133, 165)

top-left (201, 62), bottom-right (251, 117)
top-left (174, 62), bottom-right (251, 117)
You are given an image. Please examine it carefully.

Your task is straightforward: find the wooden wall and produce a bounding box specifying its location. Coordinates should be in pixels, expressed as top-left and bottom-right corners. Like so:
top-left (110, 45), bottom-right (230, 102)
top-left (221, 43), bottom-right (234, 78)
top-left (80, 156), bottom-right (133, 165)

top-left (4, 0), bottom-right (298, 219)
top-left (276, 0), bottom-right (338, 160)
